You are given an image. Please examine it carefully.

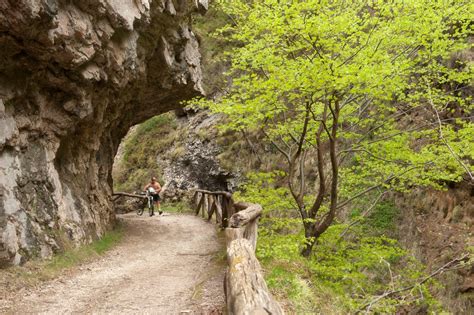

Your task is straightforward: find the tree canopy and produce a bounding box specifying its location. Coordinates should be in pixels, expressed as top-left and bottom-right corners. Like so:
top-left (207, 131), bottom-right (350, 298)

top-left (199, 0), bottom-right (473, 255)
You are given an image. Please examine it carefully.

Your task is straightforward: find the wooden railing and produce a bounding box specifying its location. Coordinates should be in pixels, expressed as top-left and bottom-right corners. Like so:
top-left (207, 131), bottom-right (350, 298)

top-left (192, 190), bottom-right (284, 315)
top-left (193, 189), bottom-right (234, 227)
top-left (112, 191), bottom-right (146, 201)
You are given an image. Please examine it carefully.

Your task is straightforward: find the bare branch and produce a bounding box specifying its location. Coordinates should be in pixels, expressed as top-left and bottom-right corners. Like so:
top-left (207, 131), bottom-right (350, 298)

top-left (361, 253), bottom-right (471, 313)
top-left (338, 190), bottom-right (388, 238)
top-left (299, 150), bottom-right (308, 205)
top-left (351, 116), bottom-right (474, 149)
top-left (241, 130), bottom-right (263, 164)
top-left (426, 81), bottom-right (474, 181)
top-left (338, 148), bottom-right (413, 166)
top-left (309, 103), bottom-right (328, 218)
top-left (337, 23), bottom-right (378, 68)
top-left (262, 129), bottom-right (291, 163)
top-left (336, 165), bottom-right (421, 210)
top-left (314, 97), bottom-right (340, 235)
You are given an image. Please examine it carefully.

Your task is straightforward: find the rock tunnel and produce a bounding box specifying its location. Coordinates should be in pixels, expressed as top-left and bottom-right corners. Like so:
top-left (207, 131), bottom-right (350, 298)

top-left (0, 0), bottom-right (207, 266)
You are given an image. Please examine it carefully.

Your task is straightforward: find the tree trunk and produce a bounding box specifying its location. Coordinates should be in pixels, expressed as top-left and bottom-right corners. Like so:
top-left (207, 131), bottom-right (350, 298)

top-left (301, 237), bottom-right (316, 257)
top-left (301, 227), bottom-right (317, 257)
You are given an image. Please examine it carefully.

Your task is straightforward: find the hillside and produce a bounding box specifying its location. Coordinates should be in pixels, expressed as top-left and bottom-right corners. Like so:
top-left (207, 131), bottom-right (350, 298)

top-left (112, 109), bottom-right (473, 313)
top-left (113, 1), bottom-right (474, 313)
top-left (1, 0), bottom-right (472, 313)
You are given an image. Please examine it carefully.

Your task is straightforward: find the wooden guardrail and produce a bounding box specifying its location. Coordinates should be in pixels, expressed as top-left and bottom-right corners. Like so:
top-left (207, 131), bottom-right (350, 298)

top-left (192, 190), bottom-right (284, 315)
top-left (112, 191), bottom-right (147, 202)
top-left (193, 189), bottom-right (234, 227)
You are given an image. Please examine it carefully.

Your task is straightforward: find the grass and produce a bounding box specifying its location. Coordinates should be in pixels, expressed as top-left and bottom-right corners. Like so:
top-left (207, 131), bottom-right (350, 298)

top-left (161, 201), bottom-right (193, 214)
top-left (234, 175), bottom-right (442, 313)
top-left (1, 224), bottom-right (124, 289)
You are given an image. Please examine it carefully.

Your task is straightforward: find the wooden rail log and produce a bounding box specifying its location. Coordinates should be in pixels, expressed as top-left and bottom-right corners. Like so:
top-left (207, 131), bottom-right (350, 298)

top-left (225, 227), bottom-right (243, 248)
top-left (112, 192), bottom-right (147, 199)
top-left (226, 239), bottom-right (284, 315)
top-left (193, 189), bottom-right (235, 227)
top-left (229, 204), bottom-right (262, 228)
top-left (194, 189), bottom-right (232, 198)
top-left (193, 190), bottom-right (283, 314)
top-left (228, 204), bottom-right (262, 250)
top-left (234, 201), bottom-right (253, 211)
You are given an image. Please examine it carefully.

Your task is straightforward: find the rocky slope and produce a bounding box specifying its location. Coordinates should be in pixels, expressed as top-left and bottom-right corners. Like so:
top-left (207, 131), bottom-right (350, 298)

top-left (113, 109), bottom-right (239, 206)
top-left (159, 110), bottom-right (238, 199)
top-left (394, 183), bottom-right (474, 311)
top-left (0, 0), bottom-right (207, 266)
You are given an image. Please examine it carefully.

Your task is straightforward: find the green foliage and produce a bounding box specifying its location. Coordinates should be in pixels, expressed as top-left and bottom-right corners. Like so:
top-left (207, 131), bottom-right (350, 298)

top-left (193, 3), bottom-right (233, 93)
top-left (234, 171), bottom-right (294, 213)
top-left (203, 0), bottom-right (473, 191)
top-left (262, 224), bottom-right (442, 313)
top-left (237, 173), bottom-right (442, 313)
top-left (161, 201), bottom-right (191, 214)
top-left (349, 200), bottom-right (401, 234)
top-left (91, 229), bottom-right (123, 255)
top-left (114, 113), bottom-right (177, 192)
top-left (47, 227), bottom-right (123, 271)
top-left (366, 202), bottom-right (400, 233)
top-left (196, 0), bottom-right (474, 259)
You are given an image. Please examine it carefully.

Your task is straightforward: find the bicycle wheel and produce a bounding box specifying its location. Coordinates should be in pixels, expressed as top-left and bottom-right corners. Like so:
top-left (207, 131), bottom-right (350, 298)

top-left (137, 196), bottom-right (146, 216)
top-left (149, 198), bottom-right (154, 216)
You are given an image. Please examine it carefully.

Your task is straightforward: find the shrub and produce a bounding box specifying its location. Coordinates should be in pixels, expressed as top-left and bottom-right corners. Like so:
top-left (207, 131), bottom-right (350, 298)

top-left (236, 172), bottom-right (442, 313)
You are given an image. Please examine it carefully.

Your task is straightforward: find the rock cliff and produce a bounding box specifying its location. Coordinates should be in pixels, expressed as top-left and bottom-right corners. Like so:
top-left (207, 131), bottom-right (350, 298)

top-left (0, 0), bottom-right (206, 266)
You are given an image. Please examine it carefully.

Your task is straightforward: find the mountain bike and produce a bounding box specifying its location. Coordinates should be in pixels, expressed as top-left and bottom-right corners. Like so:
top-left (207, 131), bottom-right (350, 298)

top-left (137, 190), bottom-right (154, 216)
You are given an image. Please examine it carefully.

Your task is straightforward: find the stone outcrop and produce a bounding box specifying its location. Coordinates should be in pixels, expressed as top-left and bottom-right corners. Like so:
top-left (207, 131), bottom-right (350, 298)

top-left (0, 0), bottom-right (206, 266)
top-left (159, 110), bottom-right (238, 201)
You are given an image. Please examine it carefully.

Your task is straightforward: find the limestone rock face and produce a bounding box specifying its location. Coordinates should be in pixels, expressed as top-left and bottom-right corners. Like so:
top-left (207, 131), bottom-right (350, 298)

top-left (0, 0), bottom-right (206, 266)
top-left (160, 110), bottom-right (238, 201)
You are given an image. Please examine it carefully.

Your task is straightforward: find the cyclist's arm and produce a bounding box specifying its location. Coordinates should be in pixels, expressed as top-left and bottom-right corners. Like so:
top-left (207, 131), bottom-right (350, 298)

top-left (156, 183), bottom-right (162, 192)
top-left (144, 183), bottom-right (150, 191)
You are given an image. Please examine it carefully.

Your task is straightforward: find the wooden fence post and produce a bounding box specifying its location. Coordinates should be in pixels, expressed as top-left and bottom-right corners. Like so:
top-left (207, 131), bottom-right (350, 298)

top-left (202, 194), bottom-right (208, 218)
top-left (222, 196), bottom-right (229, 228)
top-left (216, 196), bottom-right (223, 224)
top-left (195, 193), bottom-right (204, 216)
top-left (226, 239), bottom-right (284, 315)
top-left (208, 196), bottom-right (217, 221)
top-left (191, 189), bottom-right (283, 314)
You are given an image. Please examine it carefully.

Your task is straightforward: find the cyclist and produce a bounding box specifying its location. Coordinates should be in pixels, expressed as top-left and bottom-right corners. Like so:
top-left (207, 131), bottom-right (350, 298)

top-left (144, 177), bottom-right (162, 216)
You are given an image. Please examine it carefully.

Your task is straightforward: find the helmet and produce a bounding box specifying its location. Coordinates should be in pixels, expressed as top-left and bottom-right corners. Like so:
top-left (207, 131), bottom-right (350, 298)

top-left (147, 187), bottom-right (156, 194)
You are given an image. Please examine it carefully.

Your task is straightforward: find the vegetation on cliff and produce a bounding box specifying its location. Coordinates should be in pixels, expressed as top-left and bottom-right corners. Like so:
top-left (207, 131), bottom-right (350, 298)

top-left (201, 0), bottom-right (473, 257)
top-left (113, 113), bottom-right (178, 192)
top-left (194, 0), bottom-right (473, 312)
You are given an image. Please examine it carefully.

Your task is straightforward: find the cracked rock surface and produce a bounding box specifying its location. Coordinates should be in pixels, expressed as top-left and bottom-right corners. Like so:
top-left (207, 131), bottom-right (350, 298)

top-left (0, 0), bottom-right (206, 266)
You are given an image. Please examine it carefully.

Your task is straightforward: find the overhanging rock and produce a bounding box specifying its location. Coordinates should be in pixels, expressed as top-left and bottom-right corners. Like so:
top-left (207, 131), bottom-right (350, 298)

top-left (0, 0), bottom-right (206, 266)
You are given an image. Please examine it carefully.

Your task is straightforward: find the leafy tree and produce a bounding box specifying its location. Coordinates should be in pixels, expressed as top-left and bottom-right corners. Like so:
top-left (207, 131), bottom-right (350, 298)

top-left (201, 0), bottom-right (473, 256)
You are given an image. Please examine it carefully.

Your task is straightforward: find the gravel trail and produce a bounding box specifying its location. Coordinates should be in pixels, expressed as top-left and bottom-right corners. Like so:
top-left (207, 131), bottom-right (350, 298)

top-left (2, 213), bottom-right (225, 314)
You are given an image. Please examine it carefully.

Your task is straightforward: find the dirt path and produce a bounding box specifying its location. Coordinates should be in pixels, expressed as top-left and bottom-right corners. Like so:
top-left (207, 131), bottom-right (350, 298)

top-left (1, 213), bottom-right (225, 314)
